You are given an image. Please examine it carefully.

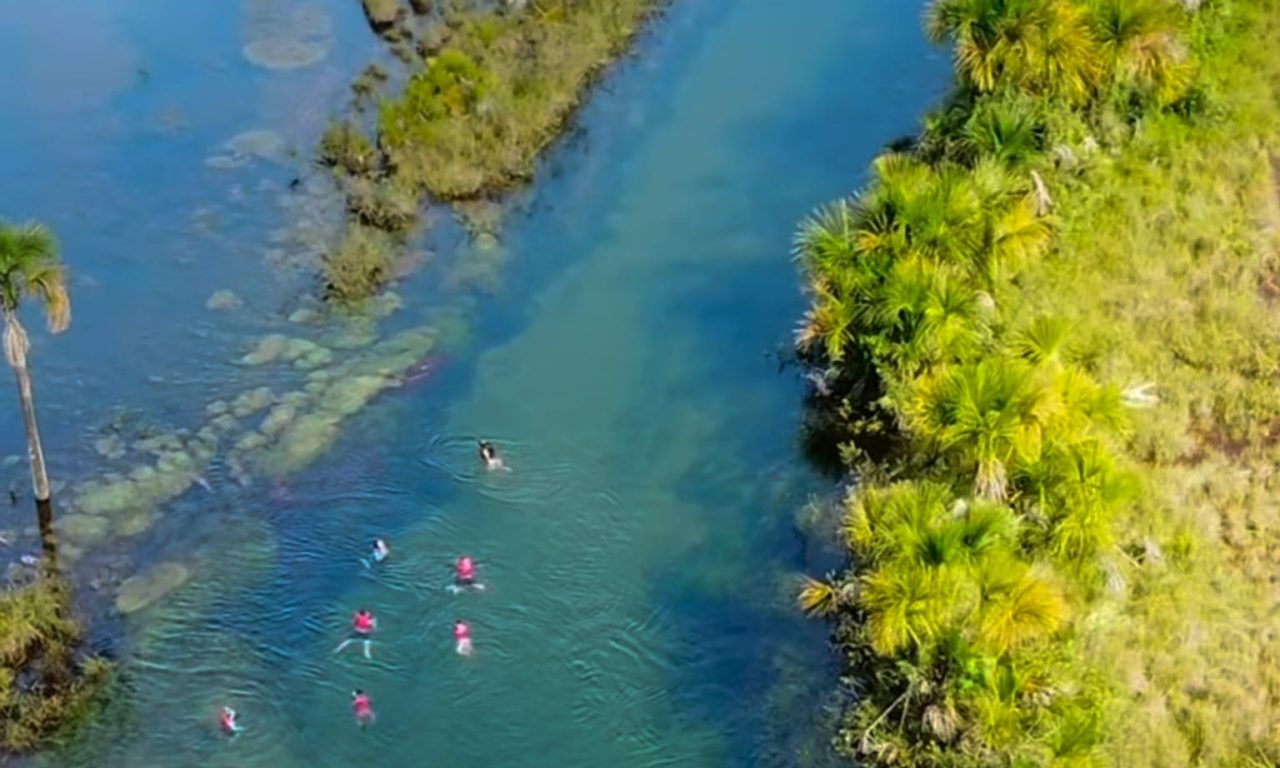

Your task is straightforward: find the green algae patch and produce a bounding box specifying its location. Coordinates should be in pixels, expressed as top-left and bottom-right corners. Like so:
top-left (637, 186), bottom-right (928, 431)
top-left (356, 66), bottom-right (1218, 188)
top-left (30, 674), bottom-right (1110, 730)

top-left (378, 0), bottom-right (662, 200)
top-left (71, 432), bottom-right (215, 535)
top-left (115, 563), bottom-right (191, 615)
top-left (57, 515), bottom-right (111, 547)
top-left (246, 326), bottom-right (436, 477)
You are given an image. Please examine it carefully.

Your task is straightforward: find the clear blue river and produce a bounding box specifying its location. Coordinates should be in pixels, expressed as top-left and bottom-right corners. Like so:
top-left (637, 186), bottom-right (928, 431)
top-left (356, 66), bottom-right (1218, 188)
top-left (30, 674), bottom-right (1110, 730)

top-left (0, 0), bottom-right (945, 765)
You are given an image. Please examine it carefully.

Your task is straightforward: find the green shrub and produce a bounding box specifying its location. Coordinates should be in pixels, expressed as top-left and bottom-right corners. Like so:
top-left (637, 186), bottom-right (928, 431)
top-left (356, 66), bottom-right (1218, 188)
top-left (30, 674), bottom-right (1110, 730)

top-left (317, 119), bottom-right (380, 177)
top-left (0, 580), bottom-right (109, 752)
top-left (323, 224), bottom-right (398, 304)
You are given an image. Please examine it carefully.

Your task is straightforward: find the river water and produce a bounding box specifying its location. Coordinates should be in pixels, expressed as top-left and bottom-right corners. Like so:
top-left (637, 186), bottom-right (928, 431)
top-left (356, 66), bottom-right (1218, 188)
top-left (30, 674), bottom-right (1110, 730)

top-left (0, 0), bottom-right (944, 765)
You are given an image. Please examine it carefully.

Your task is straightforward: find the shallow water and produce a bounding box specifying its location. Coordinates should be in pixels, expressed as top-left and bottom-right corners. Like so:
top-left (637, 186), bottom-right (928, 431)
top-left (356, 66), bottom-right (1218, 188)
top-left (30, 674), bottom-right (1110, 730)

top-left (1, 0), bottom-right (946, 765)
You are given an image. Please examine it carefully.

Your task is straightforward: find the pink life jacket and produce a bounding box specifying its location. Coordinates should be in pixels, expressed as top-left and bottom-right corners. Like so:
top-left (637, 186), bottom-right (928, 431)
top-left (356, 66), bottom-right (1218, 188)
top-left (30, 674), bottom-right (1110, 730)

top-left (353, 695), bottom-right (372, 716)
top-left (454, 622), bottom-right (471, 641)
top-left (354, 612), bottom-right (375, 633)
top-left (457, 557), bottom-right (476, 581)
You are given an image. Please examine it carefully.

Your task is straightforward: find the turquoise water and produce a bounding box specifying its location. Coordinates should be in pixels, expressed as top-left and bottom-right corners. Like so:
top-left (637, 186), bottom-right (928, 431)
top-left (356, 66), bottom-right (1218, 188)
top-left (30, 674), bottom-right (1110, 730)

top-left (0, 0), bottom-right (946, 765)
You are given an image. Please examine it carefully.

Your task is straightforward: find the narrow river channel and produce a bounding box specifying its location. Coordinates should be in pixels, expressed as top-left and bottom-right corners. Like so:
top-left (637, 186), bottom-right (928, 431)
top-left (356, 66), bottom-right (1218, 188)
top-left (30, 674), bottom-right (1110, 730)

top-left (1, 0), bottom-right (946, 765)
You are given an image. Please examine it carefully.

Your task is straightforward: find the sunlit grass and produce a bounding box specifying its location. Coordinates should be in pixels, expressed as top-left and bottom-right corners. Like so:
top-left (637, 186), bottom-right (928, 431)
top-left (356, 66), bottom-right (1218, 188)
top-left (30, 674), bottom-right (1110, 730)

top-left (796, 0), bottom-right (1280, 763)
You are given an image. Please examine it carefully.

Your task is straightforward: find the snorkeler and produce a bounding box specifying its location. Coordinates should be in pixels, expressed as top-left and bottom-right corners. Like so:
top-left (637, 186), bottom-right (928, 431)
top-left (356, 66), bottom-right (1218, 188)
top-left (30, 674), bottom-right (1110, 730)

top-left (220, 706), bottom-right (241, 735)
top-left (362, 538), bottom-right (390, 569)
top-left (334, 608), bottom-right (377, 659)
top-left (447, 555), bottom-right (486, 593)
top-left (352, 689), bottom-right (375, 726)
top-left (477, 440), bottom-right (505, 471)
top-left (454, 620), bottom-right (473, 656)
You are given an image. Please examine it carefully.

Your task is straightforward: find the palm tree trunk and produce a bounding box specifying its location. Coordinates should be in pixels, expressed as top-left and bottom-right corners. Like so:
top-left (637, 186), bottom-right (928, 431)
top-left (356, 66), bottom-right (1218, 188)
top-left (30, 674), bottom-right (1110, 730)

top-left (13, 360), bottom-right (53, 501)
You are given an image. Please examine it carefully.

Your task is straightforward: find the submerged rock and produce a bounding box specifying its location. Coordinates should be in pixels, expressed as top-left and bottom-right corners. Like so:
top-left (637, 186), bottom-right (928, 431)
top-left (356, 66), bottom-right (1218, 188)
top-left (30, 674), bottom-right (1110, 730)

top-left (242, 39), bottom-right (328, 70)
top-left (368, 291), bottom-right (403, 319)
top-left (240, 334), bottom-right (291, 365)
top-left (324, 321), bottom-right (378, 350)
top-left (210, 413), bottom-right (239, 433)
top-left (59, 514), bottom-right (111, 546)
top-left (204, 154), bottom-right (251, 170)
top-left (206, 289), bottom-right (243, 311)
top-left (231, 387), bottom-right (275, 418)
top-left (224, 129), bottom-right (286, 161)
top-left (116, 562), bottom-right (191, 615)
top-left (93, 435), bottom-right (126, 460)
top-left (288, 307), bottom-right (320, 324)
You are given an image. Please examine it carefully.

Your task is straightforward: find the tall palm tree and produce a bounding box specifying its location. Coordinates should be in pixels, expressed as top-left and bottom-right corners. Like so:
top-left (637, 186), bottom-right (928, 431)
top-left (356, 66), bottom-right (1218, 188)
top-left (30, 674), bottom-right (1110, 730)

top-left (0, 222), bottom-right (70, 519)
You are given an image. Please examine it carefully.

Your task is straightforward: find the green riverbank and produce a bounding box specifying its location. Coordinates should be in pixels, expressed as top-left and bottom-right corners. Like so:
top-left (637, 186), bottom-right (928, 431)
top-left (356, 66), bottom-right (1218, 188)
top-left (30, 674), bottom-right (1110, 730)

top-left (795, 0), bottom-right (1280, 764)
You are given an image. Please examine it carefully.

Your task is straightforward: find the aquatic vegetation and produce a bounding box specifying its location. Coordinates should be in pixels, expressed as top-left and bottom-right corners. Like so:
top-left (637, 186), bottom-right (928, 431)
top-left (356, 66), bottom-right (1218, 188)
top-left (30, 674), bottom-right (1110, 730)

top-left (378, 0), bottom-right (662, 199)
top-left (317, 119), bottom-right (380, 178)
top-left (344, 177), bottom-right (420, 233)
top-left (115, 563), bottom-right (190, 615)
top-left (0, 221), bottom-right (71, 520)
top-left (242, 38), bottom-right (328, 70)
top-left (223, 129), bottom-right (287, 163)
top-left (0, 579), bottom-right (109, 751)
top-left (316, 0), bottom-right (661, 301)
top-left (795, 0), bottom-right (1280, 764)
top-left (361, 0), bottom-right (405, 31)
top-left (242, 0), bottom-right (332, 70)
top-left (323, 223), bottom-right (398, 305)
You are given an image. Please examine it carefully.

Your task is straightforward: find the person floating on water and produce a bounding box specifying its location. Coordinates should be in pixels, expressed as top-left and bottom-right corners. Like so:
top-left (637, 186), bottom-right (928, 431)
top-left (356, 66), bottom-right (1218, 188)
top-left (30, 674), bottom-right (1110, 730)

top-left (352, 689), bottom-right (375, 726)
top-left (454, 620), bottom-right (473, 656)
top-left (335, 608), bottom-right (377, 659)
top-left (220, 706), bottom-right (241, 735)
top-left (447, 555), bottom-right (485, 593)
top-left (362, 538), bottom-right (390, 569)
top-left (477, 440), bottom-right (506, 472)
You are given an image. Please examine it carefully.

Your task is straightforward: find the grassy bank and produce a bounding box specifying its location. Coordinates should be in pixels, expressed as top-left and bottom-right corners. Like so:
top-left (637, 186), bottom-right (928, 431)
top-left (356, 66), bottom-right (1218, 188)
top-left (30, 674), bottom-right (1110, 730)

top-left (794, 0), bottom-right (1280, 764)
top-left (318, 0), bottom-right (662, 301)
top-left (1, 578), bottom-right (109, 751)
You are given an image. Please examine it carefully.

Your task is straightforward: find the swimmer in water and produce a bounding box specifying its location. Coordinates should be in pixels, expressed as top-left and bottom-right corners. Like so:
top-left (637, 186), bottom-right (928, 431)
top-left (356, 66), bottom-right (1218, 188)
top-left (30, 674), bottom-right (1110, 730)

top-left (362, 538), bottom-right (390, 569)
top-left (352, 689), bottom-right (375, 726)
top-left (454, 620), bottom-right (473, 656)
top-left (220, 706), bottom-right (241, 735)
top-left (477, 440), bottom-right (506, 471)
top-left (334, 608), bottom-right (377, 659)
top-left (447, 555), bottom-right (486, 593)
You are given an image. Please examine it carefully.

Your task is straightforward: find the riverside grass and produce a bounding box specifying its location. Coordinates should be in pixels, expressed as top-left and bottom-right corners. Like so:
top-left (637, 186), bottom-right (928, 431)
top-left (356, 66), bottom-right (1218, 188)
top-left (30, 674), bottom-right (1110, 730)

top-left (794, 0), bottom-right (1280, 765)
top-left (0, 579), bottom-right (109, 751)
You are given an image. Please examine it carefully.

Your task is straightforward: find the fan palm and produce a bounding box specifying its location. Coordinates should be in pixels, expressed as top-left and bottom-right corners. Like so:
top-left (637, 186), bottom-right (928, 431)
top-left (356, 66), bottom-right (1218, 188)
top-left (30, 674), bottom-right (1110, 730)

top-left (907, 359), bottom-right (1049, 500)
top-left (861, 562), bottom-right (957, 655)
top-left (962, 96), bottom-right (1045, 166)
top-left (976, 563), bottom-right (1066, 652)
top-left (1086, 0), bottom-right (1186, 95)
top-left (797, 575), bottom-right (844, 617)
top-left (0, 222), bottom-right (70, 518)
top-left (1013, 315), bottom-right (1073, 368)
top-left (928, 0), bottom-right (1099, 100)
